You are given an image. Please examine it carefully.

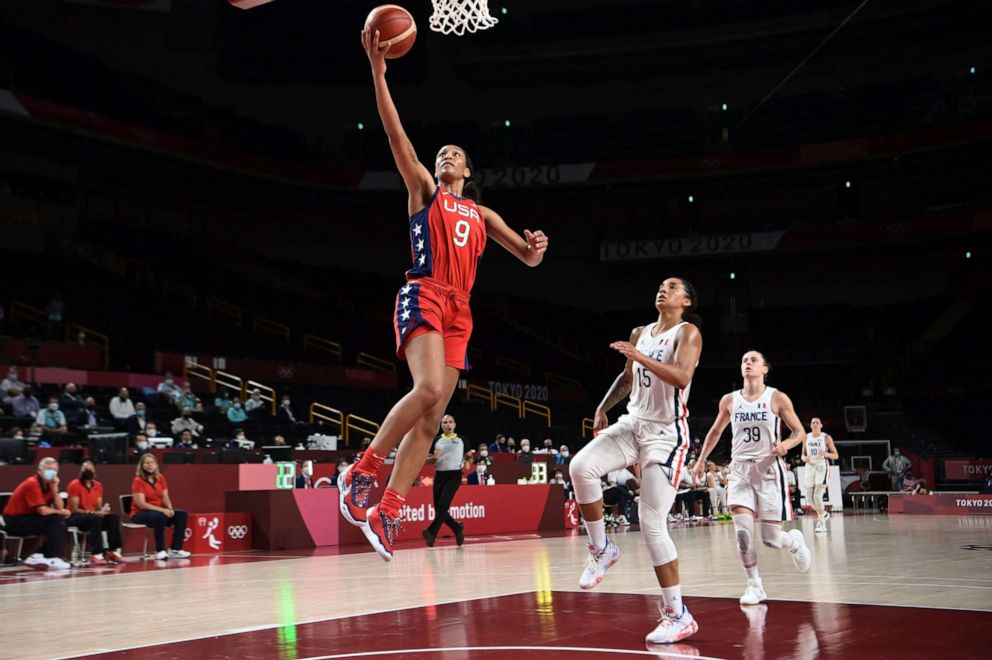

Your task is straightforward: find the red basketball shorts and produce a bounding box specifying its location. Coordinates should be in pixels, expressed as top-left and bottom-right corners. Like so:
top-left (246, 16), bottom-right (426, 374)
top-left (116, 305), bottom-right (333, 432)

top-left (393, 278), bottom-right (473, 370)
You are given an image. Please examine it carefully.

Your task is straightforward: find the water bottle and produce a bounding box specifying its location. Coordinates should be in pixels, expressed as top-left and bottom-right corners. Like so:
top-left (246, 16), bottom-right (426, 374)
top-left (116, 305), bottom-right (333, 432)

top-left (263, 454), bottom-right (273, 464)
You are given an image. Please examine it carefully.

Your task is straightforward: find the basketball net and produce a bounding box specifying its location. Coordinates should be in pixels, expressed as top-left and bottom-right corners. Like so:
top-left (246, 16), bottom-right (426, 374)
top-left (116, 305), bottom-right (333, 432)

top-left (429, 0), bottom-right (499, 36)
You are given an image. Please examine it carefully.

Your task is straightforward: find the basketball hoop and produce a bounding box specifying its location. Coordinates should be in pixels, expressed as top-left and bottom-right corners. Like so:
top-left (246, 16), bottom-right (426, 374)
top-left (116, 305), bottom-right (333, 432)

top-left (429, 0), bottom-right (499, 36)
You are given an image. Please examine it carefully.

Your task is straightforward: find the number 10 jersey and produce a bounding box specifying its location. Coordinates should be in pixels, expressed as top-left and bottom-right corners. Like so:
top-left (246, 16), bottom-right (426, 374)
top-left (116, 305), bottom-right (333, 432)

top-left (731, 386), bottom-right (781, 460)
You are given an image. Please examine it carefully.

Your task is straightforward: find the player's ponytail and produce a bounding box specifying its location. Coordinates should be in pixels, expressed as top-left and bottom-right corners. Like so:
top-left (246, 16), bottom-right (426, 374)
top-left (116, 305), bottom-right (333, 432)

top-left (463, 152), bottom-right (482, 202)
top-left (677, 277), bottom-right (703, 328)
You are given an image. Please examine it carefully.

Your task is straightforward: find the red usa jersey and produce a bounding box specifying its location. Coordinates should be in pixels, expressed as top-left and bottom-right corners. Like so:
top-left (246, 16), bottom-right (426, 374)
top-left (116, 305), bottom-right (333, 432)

top-left (406, 187), bottom-right (487, 292)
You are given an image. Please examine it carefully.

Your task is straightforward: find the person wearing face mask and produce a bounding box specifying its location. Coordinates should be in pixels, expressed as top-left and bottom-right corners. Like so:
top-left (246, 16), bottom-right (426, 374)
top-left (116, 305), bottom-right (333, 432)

top-left (296, 461), bottom-right (315, 489)
top-left (422, 414), bottom-right (465, 547)
top-left (226, 429), bottom-right (250, 449)
top-left (36, 398), bottom-right (68, 434)
top-left (171, 407), bottom-right (204, 437)
top-left (488, 434), bottom-right (508, 453)
top-left (12, 385), bottom-right (40, 420)
top-left (517, 439), bottom-right (534, 464)
top-left (882, 447), bottom-right (912, 491)
top-left (226, 401), bottom-right (248, 424)
top-left (175, 430), bottom-right (196, 450)
top-left (333, 459), bottom-right (350, 486)
top-left (58, 383), bottom-right (85, 420)
top-left (78, 396), bottom-right (103, 430)
top-left (278, 396), bottom-right (301, 425)
top-left (1, 458), bottom-right (71, 569)
top-left (535, 439), bottom-right (559, 456)
top-left (176, 383), bottom-right (198, 412)
top-left (467, 458), bottom-right (490, 485)
top-left (66, 460), bottom-right (124, 564)
top-left (157, 372), bottom-right (181, 403)
top-left (130, 453), bottom-right (191, 560)
top-left (555, 445), bottom-right (571, 465)
top-left (1, 367), bottom-right (26, 405)
top-left (475, 443), bottom-right (493, 466)
top-left (124, 402), bottom-right (149, 435)
top-left (506, 438), bottom-right (517, 453)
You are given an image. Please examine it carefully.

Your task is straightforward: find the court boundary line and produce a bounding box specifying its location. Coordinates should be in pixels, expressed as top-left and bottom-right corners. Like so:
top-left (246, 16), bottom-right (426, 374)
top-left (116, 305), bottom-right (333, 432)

top-left (296, 646), bottom-right (727, 660)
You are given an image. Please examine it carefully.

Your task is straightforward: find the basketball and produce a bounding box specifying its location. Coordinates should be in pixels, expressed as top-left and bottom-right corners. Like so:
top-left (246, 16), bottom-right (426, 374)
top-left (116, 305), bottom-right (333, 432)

top-left (364, 4), bottom-right (417, 59)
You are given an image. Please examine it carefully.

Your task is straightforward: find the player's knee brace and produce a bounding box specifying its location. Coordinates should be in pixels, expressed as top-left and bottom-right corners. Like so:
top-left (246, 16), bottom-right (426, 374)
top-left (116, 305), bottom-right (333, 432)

top-left (639, 497), bottom-right (677, 566)
top-left (569, 454), bottom-right (603, 505)
top-left (812, 485), bottom-right (826, 509)
top-left (732, 513), bottom-right (757, 566)
top-left (760, 522), bottom-right (791, 548)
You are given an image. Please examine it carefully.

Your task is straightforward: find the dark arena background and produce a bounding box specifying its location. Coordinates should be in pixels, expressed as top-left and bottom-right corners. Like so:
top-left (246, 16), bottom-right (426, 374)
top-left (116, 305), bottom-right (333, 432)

top-left (0, 1), bottom-right (990, 658)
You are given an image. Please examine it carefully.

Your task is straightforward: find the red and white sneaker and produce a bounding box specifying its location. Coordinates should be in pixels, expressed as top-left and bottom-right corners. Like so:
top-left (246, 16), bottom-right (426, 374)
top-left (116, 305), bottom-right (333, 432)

top-left (578, 539), bottom-right (621, 590)
top-left (89, 554), bottom-right (108, 565)
top-left (645, 604), bottom-right (699, 644)
top-left (105, 550), bottom-right (125, 563)
top-left (362, 504), bottom-right (402, 562)
top-left (338, 464), bottom-right (375, 527)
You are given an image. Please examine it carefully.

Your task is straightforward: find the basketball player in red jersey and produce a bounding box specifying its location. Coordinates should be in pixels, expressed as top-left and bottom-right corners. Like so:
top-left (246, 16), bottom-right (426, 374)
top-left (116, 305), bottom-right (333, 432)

top-left (339, 27), bottom-right (549, 561)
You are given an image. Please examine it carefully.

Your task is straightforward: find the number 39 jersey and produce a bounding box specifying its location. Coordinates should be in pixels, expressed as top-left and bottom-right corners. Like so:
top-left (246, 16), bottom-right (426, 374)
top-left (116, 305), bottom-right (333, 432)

top-left (627, 321), bottom-right (691, 424)
top-left (731, 386), bottom-right (781, 461)
top-left (406, 187), bottom-right (487, 293)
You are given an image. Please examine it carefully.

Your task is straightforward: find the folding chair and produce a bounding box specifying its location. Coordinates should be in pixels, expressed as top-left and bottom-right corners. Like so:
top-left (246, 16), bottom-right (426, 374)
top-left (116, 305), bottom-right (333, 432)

top-left (62, 495), bottom-right (89, 566)
top-left (0, 492), bottom-right (39, 561)
top-left (119, 494), bottom-right (153, 559)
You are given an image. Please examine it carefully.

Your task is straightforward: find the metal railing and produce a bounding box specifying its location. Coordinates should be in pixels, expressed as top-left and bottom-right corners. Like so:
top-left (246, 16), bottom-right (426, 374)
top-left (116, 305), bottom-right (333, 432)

top-left (183, 360), bottom-right (215, 393)
top-left (206, 297), bottom-right (243, 325)
top-left (303, 334), bottom-right (342, 363)
top-left (309, 403), bottom-right (344, 434)
top-left (581, 417), bottom-right (595, 439)
top-left (523, 400), bottom-right (552, 428)
top-left (162, 279), bottom-right (198, 306)
top-left (357, 352), bottom-right (396, 373)
top-left (9, 301), bottom-right (46, 331)
top-left (253, 316), bottom-right (290, 344)
top-left (345, 413), bottom-right (380, 447)
top-left (246, 379), bottom-right (277, 415)
top-left (466, 384), bottom-right (494, 409)
top-left (215, 369), bottom-right (245, 399)
top-left (494, 392), bottom-right (523, 417)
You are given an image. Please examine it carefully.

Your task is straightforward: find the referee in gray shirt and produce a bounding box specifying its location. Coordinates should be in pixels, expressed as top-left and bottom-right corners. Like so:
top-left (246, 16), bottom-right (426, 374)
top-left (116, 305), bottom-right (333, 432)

top-left (424, 414), bottom-right (465, 547)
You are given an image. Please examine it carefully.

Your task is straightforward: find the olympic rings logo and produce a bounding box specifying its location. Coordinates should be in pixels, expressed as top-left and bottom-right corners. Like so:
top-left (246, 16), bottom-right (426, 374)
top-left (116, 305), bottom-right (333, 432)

top-left (227, 525), bottom-right (249, 540)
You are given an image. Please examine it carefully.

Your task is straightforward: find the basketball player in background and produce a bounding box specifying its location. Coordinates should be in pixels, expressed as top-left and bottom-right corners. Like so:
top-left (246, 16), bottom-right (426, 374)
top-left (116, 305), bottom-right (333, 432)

top-left (569, 277), bottom-right (702, 644)
top-left (338, 27), bottom-right (549, 562)
top-left (693, 350), bottom-right (812, 607)
top-left (802, 418), bottom-right (839, 533)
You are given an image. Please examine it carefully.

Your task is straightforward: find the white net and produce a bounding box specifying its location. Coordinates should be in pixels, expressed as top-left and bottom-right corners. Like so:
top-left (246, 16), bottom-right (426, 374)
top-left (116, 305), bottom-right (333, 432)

top-left (429, 0), bottom-right (499, 36)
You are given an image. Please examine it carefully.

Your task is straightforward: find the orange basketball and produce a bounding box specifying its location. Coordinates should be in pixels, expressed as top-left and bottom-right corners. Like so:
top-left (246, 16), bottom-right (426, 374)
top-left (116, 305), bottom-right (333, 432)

top-left (364, 4), bottom-right (417, 59)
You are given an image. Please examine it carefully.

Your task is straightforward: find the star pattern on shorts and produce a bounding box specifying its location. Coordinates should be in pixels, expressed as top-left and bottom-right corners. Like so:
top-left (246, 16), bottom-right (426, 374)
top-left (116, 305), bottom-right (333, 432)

top-left (412, 223), bottom-right (423, 237)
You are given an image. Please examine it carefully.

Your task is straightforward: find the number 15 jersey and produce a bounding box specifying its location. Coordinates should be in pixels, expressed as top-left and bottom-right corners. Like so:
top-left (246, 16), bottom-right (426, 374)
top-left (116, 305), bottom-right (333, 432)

top-left (627, 321), bottom-right (692, 424)
top-left (731, 386), bottom-right (781, 460)
top-left (407, 187), bottom-right (487, 293)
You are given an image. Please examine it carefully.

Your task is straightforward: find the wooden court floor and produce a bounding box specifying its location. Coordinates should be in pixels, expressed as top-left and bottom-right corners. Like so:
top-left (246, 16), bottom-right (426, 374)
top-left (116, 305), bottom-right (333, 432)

top-left (1, 514), bottom-right (990, 659)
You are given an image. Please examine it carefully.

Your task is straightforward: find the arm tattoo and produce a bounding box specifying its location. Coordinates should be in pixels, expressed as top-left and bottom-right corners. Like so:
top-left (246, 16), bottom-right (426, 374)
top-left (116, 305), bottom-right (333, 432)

top-left (598, 371), bottom-right (632, 414)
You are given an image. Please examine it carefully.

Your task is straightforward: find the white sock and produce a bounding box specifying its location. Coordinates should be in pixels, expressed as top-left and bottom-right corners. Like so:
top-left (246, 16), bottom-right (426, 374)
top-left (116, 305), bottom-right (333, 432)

top-left (585, 518), bottom-right (607, 550)
top-left (661, 584), bottom-right (683, 614)
top-left (745, 567), bottom-right (760, 581)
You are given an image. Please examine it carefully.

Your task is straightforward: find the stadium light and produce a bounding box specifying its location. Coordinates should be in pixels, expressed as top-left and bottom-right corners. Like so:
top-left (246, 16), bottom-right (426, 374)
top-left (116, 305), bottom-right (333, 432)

top-left (688, 195), bottom-right (694, 203)
top-left (501, 6), bottom-right (508, 15)
top-left (970, 66), bottom-right (976, 74)
top-left (357, 122), bottom-right (365, 130)
top-left (504, 119), bottom-right (511, 127)
top-left (966, 251), bottom-right (972, 259)
top-left (729, 272), bottom-right (736, 280)
top-left (845, 180), bottom-right (851, 188)
top-left (721, 103), bottom-right (728, 111)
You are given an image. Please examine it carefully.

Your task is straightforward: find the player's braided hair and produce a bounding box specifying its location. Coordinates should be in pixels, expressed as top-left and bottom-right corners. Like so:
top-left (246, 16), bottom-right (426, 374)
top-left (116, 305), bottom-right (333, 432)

top-left (675, 277), bottom-right (702, 328)
top-left (462, 151), bottom-right (482, 202)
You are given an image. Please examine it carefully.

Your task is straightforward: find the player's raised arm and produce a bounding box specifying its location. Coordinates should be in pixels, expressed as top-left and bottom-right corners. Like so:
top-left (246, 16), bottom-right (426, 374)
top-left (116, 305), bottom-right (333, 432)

top-left (361, 27), bottom-right (435, 215)
top-left (478, 205), bottom-right (548, 267)
top-left (771, 391), bottom-right (806, 455)
top-left (592, 326), bottom-right (644, 430)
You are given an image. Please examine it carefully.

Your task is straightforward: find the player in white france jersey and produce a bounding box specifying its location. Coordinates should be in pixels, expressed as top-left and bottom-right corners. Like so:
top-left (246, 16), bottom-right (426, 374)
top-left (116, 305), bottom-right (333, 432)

top-left (802, 418), bottom-right (838, 533)
top-left (693, 350), bottom-right (812, 607)
top-left (570, 277), bottom-right (702, 645)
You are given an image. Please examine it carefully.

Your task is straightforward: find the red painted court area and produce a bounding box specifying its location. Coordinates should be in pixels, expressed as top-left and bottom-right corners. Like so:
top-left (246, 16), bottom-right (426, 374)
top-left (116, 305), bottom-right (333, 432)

top-left (72, 591), bottom-right (990, 660)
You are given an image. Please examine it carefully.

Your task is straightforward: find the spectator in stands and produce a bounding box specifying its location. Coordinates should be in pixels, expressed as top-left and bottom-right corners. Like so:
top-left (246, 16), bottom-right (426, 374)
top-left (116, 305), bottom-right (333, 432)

top-left (175, 430), bottom-right (196, 450)
top-left (535, 438), bottom-right (559, 455)
top-left (980, 473), bottom-right (992, 495)
top-left (78, 396), bottom-right (103, 430)
top-left (489, 434), bottom-right (508, 453)
top-left (1, 366), bottom-right (26, 405)
top-left (517, 439), bottom-right (534, 463)
top-left (109, 388), bottom-right (136, 430)
top-left (555, 445), bottom-right (571, 465)
top-left (36, 398), bottom-right (68, 434)
top-left (506, 437), bottom-right (517, 453)
top-left (909, 478), bottom-right (931, 495)
top-left (784, 461), bottom-right (800, 516)
top-left (244, 389), bottom-right (265, 414)
top-left (603, 468), bottom-right (636, 525)
top-left (133, 433), bottom-right (150, 455)
top-left (552, 468), bottom-right (567, 486)
top-left (901, 472), bottom-right (918, 493)
top-left (278, 395), bottom-right (300, 424)
top-left (124, 402), bottom-right (149, 435)
top-left (227, 401), bottom-right (248, 424)
top-left (467, 459), bottom-right (490, 485)
top-left (295, 461), bottom-right (314, 489)
top-left (0, 457), bottom-right (71, 569)
top-left (130, 453), bottom-right (191, 560)
top-left (214, 390), bottom-right (233, 414)
top-left (58, 383), bottom-right (84, 420)
top-left (12, 386), bottom-right (40, 420)
top-left (474, 443), bottom-right (492, 466)
top-left (334, 459), bottom-right (350, 486)
top-left (145, 421), bottom-right (160, 438)
top-left (858, 467), bottom-right (871, 491)
top-left (360, 437), bottom-right (373, 453)
top-left (171, 407), bottom-right (204, 438)
top-left (707, 461), bottom-right (728, 516)
top-left (226, 429), bottom-right (250, 449)
top-left (66, 460), bottom-right (124, 564)
top-left (272, 435), bottom-right (288, 446)
top-left (6, 425), bottom-right (25, 440)
top-left (156, 372), bottom-right (181, 403)
top-left (883, 448), bottom-right (912, 491)
top-left (176, 382), bottom-right (198, 411)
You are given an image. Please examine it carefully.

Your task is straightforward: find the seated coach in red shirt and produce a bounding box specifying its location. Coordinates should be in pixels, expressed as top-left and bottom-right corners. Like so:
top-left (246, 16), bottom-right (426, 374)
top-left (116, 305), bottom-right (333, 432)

top-left (1, 457), bottom-right (71, 570)
top-left (67, 459), bottom-right (124, 564)
top-left (130, 453), bottom-right (191, 560)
